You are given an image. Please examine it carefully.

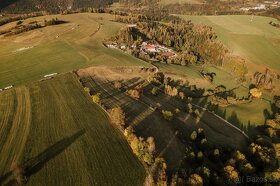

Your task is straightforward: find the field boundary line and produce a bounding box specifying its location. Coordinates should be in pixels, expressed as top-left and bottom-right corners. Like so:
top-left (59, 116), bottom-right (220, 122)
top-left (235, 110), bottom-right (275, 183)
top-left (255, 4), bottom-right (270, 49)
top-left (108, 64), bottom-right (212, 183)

top-left (191, 103), bottom-right (250, 140)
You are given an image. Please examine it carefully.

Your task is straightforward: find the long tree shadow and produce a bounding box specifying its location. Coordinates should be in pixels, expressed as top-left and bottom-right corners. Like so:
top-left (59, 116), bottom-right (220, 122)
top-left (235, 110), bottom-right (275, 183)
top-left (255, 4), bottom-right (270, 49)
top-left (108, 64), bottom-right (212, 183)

top-left (0, 171), bottom-right (13, 186)
top-left (24, 129), bottom-right (86, 178)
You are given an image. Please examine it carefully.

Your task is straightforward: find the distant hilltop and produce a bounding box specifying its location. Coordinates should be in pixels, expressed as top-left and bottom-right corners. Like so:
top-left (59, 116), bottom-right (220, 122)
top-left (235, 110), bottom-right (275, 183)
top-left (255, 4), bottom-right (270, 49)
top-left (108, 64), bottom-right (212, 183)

top-left (0, 0), bottom-right (115, 13)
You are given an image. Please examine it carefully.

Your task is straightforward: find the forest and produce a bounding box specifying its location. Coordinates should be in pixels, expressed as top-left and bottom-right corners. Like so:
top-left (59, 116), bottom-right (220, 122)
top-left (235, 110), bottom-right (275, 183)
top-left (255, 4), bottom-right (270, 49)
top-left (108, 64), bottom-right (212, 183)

top-left (0, 0), bottom-right (116, 13)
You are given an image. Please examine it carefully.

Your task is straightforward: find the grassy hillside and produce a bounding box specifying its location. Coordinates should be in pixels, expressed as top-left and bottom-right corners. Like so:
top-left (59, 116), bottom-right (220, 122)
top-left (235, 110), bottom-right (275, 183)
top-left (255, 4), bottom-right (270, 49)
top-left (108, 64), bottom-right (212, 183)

top-left (179, 15), bottom-right (280, 71)
top-left (0, 73), bottom-right (146, 186)
top-left (0, 13), bottom-right (151, 88)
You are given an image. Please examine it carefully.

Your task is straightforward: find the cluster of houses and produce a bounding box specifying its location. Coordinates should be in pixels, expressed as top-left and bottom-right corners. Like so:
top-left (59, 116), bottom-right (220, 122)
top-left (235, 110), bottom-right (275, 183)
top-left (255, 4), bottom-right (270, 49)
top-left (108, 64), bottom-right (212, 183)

top-left (107, 40), bottom-right (177, 60)
top-left (240, 4), bottom-right (267, 11)
top-left (141, 41), bottom-right (177, 58)
top-left (240, 1), bottom-right (280, 12)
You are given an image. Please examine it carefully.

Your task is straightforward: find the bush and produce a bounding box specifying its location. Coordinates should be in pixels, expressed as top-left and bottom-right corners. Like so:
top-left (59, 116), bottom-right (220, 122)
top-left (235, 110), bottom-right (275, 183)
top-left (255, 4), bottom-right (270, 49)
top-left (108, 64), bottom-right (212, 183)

top-left (200, 138), bottom-right (208, 148)
top-left (127, 89), bottom-right (140, 99)
top-left (16, 20), bottom-right (23, 25)
top-left (249, 88), bottom-right (262, 98)
top-left (190, 131), bottom-right (197, 141)
top-left (84, 87), bottom-right (90, 94)
top-left (109, 107), bottom-right (125, 128)
top-left (213, 149), bottom-right (220, 159)
top-left (197, 151), bottom-right (204, 162)
top-left (114, 81), bottom-right (123, 89)
top-left (162, 110), bottom-right (173, 120)
top-left (92, 93), bottom-right (101, 104)
top-left (188, 174), bottom-right (203, 186)
top-left (143, 152), bottom-right (154, 165)
top-left (151, 87), bottom-right (159, 96)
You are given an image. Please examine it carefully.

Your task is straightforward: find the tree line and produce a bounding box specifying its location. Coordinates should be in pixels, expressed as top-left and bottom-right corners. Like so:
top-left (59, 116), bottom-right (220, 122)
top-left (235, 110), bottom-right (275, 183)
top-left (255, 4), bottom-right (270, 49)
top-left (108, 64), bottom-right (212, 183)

top-left (0, 18), bottom-right (67, 37)
top-left (0, 0), bottom-right (116, 13)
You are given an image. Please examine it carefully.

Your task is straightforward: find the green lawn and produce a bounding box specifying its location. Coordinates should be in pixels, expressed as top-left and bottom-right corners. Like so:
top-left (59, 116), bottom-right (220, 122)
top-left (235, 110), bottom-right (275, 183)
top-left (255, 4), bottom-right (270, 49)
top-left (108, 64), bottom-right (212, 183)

top-left (0, 73), bottom-right (146, 186)
top-left (179, 15), bottom-right (280, 71)
top-left (224, 98), bottom-right (272, 126)
top-left (205, 66), bottom-right (239, 89)
top-left (157, 63), bottom-right (240, 89)
top-left (0, 13), bottom-right (151, 88)
top-left (157, 63), bottom-right (202, 79)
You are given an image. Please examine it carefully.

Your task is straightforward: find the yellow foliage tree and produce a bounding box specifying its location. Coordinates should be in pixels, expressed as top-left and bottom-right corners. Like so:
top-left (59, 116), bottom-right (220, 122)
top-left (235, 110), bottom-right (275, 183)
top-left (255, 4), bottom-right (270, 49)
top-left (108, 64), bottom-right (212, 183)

top-left (250, 88), bottom-right (262, 98)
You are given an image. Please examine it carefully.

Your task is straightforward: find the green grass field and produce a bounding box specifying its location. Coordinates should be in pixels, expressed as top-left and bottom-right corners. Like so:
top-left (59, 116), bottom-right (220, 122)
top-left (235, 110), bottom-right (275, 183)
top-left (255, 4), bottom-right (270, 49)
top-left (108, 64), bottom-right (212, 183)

top-left (0, 73), bottom-right (146, 186)
top-left (179, 15), bottom-right (280, 71)
top-left (224, 98), bottom-right (272, 126)
top-left (0, 13), bottom-right (151, 88)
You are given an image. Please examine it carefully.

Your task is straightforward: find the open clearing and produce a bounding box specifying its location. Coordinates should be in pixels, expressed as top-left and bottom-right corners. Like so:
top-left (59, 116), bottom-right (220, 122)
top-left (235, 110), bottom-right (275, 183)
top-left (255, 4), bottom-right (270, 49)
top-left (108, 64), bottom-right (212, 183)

top-left (78, 66), bottom-right (249, 172)
top-left (0, 73), bottom-right (146, 186)
top-left (0, 13), bottom-right (151, 88)
top-left (179, 15), bottom-right (280, 72)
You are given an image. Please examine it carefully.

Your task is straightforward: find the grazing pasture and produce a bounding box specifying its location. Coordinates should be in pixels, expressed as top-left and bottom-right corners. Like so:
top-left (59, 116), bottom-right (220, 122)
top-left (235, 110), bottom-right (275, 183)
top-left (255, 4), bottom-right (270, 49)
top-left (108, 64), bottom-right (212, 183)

top-left (0, 13), bottom-right (151, 88)
top-left (179, 15), bottom-right (280, 71)
top-left (0, 73), bottom-right (146, 186)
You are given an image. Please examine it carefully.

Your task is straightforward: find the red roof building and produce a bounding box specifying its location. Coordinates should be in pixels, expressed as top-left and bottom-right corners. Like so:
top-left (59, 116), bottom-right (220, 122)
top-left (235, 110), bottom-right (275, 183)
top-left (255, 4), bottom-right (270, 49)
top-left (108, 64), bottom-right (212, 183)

top-left (161, 52), bottom-right (175, 57)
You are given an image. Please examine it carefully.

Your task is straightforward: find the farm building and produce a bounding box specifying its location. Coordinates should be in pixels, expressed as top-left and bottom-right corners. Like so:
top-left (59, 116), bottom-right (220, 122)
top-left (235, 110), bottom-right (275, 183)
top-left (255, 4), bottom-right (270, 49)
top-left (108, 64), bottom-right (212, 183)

top-left (145, 45), bottom-right (157, 53)
top-left (161, 52), bottom-right (176, 58)
top-left (127, 24), bottom-right (137, 28)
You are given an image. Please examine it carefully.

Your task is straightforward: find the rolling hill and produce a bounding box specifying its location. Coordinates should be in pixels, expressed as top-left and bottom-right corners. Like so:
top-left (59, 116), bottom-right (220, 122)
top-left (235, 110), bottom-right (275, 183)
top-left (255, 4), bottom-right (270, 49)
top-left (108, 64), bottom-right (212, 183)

top-left (0, 13), bottom-right (151, 88)
top-left (179, 15), bottom-right (280, 72)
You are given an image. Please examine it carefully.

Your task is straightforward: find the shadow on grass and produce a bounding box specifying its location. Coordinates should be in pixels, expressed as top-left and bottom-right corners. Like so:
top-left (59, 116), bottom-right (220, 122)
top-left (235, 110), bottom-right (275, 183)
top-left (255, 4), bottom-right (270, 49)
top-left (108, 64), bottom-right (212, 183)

top-left (0, 129), bottom-right (86, 186)
top-left (25, 129), bottom-right (86, 177)
top-left (0, 171), bottom-right (13, 186)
